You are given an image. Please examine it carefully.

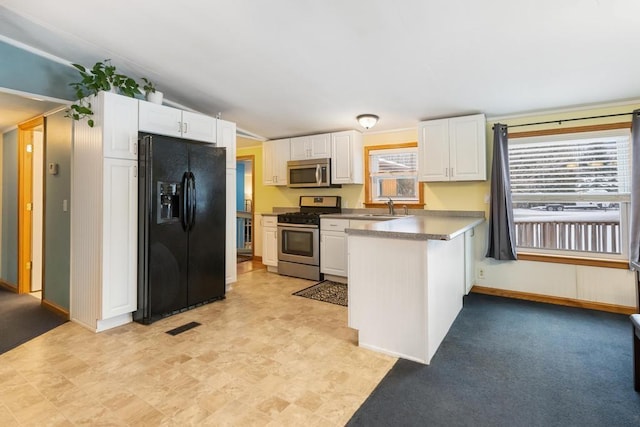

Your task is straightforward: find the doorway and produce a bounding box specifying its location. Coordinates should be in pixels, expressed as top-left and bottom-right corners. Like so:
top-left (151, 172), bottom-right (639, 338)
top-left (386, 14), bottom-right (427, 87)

top-left (18, 117), bottom-right (44, 297)
top-left (236, 155), bottom-right (254, 263)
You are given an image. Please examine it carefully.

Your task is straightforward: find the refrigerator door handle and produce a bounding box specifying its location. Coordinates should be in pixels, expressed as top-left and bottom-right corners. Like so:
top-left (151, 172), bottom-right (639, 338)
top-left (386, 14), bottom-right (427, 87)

top-left (188, 172), bottom-right (196, 231)
top-left (181, 171), bottom-right (189, 231)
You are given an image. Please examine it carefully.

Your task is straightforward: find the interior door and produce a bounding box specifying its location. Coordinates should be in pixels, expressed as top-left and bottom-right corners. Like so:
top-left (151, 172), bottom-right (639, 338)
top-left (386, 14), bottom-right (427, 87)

top-left (18, 117), bottom-right (44, 294)
top-left (187, 143), bottom-right (226, 305)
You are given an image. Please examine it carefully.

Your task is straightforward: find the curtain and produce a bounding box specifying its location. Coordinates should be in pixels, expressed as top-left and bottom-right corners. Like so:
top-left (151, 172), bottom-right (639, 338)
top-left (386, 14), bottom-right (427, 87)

top-left (486, 123), bottom-right (517, 260)
top-left (630, 110), bottom-right (640, 270)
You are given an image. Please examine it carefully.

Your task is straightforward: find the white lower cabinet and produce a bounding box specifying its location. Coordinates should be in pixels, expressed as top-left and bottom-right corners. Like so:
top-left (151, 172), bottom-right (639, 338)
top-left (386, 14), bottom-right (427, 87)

top-left (320, 218), bottom-right (349, 277)
top-left (262, 216), bottom-right (279, 269)
top-left (101, 158), bottom-right (138, 320)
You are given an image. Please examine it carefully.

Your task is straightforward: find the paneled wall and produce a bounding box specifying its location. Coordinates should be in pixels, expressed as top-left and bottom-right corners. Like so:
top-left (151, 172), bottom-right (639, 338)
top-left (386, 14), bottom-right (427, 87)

top-left (44, 109), bottom-right (71, 310)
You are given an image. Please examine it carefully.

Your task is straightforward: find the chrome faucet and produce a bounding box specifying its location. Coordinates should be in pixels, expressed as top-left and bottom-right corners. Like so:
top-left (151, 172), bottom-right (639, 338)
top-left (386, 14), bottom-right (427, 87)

top-left (387, 197), bottom-right (395, 215)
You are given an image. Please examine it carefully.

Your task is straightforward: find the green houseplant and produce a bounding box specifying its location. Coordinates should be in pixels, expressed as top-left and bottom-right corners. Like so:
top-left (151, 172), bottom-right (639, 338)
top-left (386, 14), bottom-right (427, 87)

top-left (142, 77), bottom-right (163, 104)
top-left (66, 59), bottom-right (150, 127)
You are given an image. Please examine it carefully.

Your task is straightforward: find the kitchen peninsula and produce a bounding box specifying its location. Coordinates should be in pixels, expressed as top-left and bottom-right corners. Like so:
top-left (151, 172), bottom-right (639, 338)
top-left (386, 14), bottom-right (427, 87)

top-left (346, 211), bottom-right (484, 364)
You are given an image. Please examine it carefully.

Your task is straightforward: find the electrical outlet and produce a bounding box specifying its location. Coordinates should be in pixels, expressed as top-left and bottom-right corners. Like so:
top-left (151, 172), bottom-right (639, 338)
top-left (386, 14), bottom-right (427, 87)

top-left (478, 268), bottom-right (485, 279)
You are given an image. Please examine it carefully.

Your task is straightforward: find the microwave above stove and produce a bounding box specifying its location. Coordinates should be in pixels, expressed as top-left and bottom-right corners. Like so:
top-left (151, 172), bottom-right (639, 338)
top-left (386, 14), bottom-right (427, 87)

top-left (287, 158), bottom-right (340, 188)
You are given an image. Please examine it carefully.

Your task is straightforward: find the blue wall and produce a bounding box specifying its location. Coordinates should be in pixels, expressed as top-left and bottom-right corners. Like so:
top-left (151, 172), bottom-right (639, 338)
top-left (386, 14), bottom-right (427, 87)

top-left (43, 110), bottom-right (72, 309)
top-left (236, 162), bottom-right (245, 212)
top-left (0, 41), bottom-right (76, 100)
top-left (1, 129), bottom-right (18, 286)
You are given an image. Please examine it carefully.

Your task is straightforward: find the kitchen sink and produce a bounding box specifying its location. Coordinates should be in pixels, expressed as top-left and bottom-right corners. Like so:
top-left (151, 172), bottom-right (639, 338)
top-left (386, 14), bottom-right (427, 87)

top-left (355, 213), bottom-right (412, 219)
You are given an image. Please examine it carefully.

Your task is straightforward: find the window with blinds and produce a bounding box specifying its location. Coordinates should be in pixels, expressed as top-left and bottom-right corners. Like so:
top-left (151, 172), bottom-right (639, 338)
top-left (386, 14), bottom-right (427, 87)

top-left (507, 128), bottom-right (631, 258)
top-left (369, 147), bottom-right (419, 202)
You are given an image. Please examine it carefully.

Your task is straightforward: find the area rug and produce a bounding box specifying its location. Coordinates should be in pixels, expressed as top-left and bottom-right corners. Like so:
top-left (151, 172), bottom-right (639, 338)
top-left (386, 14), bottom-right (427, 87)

top-left (292, 280), bottom-right (347, 306)
top-left (0, 287), bottom-right (67, 354)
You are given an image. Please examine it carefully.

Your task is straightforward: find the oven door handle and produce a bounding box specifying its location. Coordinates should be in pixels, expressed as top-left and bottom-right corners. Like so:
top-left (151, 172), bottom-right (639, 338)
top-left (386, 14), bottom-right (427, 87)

top-left (277, 223), bottom-right (318, 229)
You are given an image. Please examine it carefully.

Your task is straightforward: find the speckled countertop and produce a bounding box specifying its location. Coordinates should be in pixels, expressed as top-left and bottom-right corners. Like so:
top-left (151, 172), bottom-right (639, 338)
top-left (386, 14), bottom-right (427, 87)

top-left (344, 211), bottom-right (484, 241)
top-left (259, 209), bottom-right (485, 240)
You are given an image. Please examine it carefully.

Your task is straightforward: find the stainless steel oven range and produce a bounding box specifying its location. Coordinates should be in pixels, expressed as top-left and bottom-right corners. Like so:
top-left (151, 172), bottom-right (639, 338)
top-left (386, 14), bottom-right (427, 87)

top-left (277, 196), bottom-right (341, 281)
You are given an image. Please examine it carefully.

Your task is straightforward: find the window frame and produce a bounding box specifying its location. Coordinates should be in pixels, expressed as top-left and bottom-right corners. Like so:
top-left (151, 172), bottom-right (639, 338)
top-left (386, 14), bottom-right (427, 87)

top-left (508, 122), bottom-right (632, 265)
top-left (364, 142), bottom-right (425, 208)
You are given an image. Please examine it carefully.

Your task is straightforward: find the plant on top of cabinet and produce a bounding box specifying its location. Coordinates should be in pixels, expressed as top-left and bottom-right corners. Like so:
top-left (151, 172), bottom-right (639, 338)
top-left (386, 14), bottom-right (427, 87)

top-left (66, 59), bottom-right (152, 127)
top-left (142, 77), bottom-right (163, 104)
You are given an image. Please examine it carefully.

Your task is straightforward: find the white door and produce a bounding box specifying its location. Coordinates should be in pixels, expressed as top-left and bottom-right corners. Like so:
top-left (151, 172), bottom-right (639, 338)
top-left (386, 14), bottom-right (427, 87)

top-left (309, 133), bottom-right (331, 158)
top-left (31, 129), bottom-right (44, 292)
top-left (449, 114), bottom-right (486, 181)
top-left (320, 232), bottom-right (347, 276)
top-left (102, 158), bottom-right (138, 319)
top-left (138, 102), bottom-right (183, 138)
top-left (418, 119), bottom-right (450, 182)
top-left (183, 111), bottom-right (216, 143)
top-left (103, 91), bottom-right (139, 160)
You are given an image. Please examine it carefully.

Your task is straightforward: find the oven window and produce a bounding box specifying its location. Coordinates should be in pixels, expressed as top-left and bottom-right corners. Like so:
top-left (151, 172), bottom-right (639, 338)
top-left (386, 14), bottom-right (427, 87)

top-left (289, 167), bottom-right (326, 185)
top-left (282, 229), bottom-right (314, 257)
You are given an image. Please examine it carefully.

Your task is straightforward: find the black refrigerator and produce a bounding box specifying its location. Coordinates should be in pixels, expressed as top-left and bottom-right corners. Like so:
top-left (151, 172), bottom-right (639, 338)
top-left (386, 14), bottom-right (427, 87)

top-left (135, 133), bottom-right (226, 324)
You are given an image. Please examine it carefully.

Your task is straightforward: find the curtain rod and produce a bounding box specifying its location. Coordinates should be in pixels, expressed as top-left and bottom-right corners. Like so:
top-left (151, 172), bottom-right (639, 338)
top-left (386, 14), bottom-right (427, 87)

top-left (492, 111), bottom-right (635, 130)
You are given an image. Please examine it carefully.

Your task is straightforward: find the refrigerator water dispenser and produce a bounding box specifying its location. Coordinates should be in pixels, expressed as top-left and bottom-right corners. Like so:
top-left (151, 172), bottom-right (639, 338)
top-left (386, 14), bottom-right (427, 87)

top-left (157, 181), bottom-right (181, 224)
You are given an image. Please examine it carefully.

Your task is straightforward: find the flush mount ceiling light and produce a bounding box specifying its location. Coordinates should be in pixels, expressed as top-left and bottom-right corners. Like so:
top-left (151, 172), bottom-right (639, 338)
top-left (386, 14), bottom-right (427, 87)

top-left (357, 114), bottom-right (379, 130)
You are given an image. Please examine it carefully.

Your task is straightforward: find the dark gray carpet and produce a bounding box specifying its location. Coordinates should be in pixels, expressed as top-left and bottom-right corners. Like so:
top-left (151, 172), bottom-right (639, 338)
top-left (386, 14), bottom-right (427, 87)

top-left (0, 287), bottom-right (67, 354)
top-left (348, 293), bottom-right (640, 427)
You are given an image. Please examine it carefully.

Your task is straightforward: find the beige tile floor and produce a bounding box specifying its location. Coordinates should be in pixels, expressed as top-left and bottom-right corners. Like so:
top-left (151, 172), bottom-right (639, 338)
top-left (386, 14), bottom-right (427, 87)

top-left (0, 267), bottom-right (396, 426)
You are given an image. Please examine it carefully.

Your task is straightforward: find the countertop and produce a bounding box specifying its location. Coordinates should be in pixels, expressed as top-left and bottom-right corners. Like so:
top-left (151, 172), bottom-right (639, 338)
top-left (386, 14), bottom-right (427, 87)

top-left (345, 214), bottom-right (484, 241)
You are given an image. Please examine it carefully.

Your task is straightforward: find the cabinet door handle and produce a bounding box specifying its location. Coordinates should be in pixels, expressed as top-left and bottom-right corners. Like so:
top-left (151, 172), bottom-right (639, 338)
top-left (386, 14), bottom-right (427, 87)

top-left (183, 122), bottom-right (188, 134)
top-left (178, 121), bottom-right (182, 132)
top-left (445, 168), bottom-right (448, 177)
top-left (133, 166), bottom-right (137, 178)
top-left (451, 167), bottom-right (454, 177)
top-left (132, 141), bottom-right (137, 155)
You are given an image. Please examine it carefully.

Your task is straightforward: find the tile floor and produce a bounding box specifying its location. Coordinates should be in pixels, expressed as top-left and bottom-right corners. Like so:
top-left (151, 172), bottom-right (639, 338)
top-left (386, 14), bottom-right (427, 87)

top-left (0, 266), bottom-right (396, 426)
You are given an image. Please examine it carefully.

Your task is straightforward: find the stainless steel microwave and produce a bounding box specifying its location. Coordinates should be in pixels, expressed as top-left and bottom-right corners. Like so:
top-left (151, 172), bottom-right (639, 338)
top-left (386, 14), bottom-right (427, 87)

top-left (287, 158), bottom-right (335, 188)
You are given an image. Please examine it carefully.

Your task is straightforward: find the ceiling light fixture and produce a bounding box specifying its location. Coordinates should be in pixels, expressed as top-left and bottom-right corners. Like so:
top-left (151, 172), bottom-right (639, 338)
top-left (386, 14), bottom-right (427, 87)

top-left (357, 114), bottom-right (379, 130)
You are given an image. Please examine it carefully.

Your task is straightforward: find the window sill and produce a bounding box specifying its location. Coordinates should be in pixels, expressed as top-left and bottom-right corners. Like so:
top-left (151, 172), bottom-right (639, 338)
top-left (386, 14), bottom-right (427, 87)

top-left (517, 252), bottom-right (629, 269)
top-left (364, 203), bottom-right (425, 209)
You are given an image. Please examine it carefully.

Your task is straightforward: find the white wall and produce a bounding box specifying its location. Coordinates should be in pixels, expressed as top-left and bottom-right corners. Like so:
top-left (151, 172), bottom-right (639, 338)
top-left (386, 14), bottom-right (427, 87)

top-left (472, 223), bottom-right (636, 308)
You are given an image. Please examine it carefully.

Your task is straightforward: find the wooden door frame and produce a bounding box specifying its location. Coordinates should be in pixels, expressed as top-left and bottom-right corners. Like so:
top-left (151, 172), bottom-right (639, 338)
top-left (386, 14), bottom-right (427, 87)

top-left (237, 155), bottom-right (255, 257)
top-left (18, 116), bottom-right (44, 294)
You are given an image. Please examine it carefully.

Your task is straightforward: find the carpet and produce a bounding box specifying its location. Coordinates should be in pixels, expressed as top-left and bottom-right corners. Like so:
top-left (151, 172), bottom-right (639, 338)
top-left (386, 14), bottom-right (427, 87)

top-left (347, 293), bottom-right (640, 427)
top-left (292, 280), bottom-right (347, 306)
top-left (237, 254), bottom-right (253, 263)
top-left (0, 287), bottom-right (67, 355)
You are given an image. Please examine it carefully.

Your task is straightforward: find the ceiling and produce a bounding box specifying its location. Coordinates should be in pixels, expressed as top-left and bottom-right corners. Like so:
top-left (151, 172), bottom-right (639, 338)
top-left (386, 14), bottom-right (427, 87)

top-left (0, 91), bottom-right (64, 133)
top-left (1, 1), bottom-right (640, 140)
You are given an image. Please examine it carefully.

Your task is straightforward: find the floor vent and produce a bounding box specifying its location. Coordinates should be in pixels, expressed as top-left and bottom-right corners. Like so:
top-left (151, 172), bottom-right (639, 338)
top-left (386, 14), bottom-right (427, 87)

top-left (166, 321), bottom-right (201, 336)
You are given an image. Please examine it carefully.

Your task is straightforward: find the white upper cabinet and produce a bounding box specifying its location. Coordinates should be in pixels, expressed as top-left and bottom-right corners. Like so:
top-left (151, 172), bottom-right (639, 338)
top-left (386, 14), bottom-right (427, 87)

top-left (418, 114), bottom-right (486, 182)
top-left (331, 130), bottom-right (363, 184)
top-left (102, 91), bottom-right (139, 160)
top-left (182, 110), bottom-right (216, 143)
top-left (216, 119), bottom-right (236, 169)
top-left (263, 138), bottom-right (290, 185)
top-left (290, 133), bottom-right (331, 160)
top-left (138, 101), bottom-right (216, 143)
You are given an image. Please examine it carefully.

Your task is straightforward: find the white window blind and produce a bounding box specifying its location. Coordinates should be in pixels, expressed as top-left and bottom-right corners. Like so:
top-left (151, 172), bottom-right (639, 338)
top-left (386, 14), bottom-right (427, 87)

top-left (509, 131), bottom-right (630, 201)
top-left (369, 147), bottom-right (418, 201)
